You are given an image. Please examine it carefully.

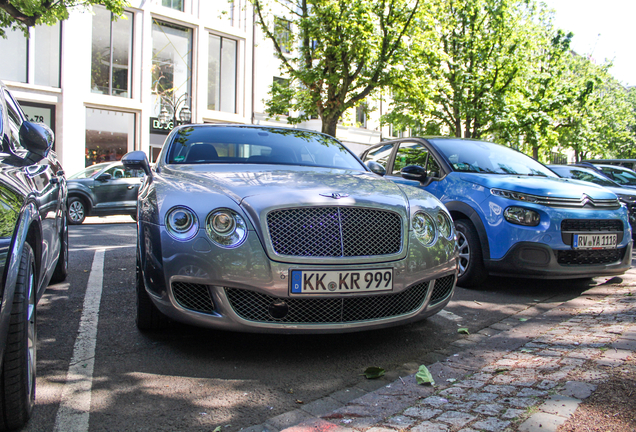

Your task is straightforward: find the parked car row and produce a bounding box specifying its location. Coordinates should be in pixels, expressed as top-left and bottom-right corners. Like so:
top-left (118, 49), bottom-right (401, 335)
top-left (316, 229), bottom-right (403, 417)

top-left (361, 138), bottom-right (633, 287)
top-left (2, 71), bottom-right (634, 429)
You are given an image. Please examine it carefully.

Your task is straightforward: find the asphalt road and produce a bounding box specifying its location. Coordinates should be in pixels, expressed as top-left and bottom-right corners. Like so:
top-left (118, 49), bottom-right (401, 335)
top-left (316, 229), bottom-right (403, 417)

top-left (23, 220), bottom-right (598, 431)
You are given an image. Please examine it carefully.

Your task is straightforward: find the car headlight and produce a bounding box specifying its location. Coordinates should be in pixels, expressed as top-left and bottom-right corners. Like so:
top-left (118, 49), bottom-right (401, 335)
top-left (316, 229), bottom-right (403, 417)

top-left (504, 206), bottom-right (540, 226)
top-left (491, 188), bottom-right (540, 203)
top-left (166, 206), bottom-right (199, 240)
top-left (436, 212), bottom-right (453, 240)
top-left (412, 211), bottom-right (436, 246)
top-left (206, 209), bottom-right (247, 248)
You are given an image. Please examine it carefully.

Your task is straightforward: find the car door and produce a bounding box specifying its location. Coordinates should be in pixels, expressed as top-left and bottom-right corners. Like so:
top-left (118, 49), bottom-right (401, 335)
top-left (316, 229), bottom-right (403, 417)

top-left (362, 139), bottom-right (445, 196)
top-left (3, 89), bottom-right (63, 289)
top-left (92, 163), bottom-right (143, 212)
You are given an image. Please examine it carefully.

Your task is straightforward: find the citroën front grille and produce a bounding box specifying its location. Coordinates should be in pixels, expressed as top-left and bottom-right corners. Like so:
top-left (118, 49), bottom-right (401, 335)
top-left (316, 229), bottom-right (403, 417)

top-left (267, 207), bottom-right (402, 257)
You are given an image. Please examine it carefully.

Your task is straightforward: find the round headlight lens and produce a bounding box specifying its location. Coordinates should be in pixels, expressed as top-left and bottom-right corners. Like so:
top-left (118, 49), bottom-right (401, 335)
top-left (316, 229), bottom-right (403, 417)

top-left (206, 209), bottom-right (248, 248)
top-left (412, 211), bottom-right (436, 246)
top-left (166, 206), bottom-right (199, 240)
top-left (436, 212), bottom-right (453, 240)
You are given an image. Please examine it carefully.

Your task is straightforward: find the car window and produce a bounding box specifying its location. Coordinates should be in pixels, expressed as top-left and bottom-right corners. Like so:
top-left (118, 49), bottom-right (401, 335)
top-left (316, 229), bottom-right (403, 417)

top-left (3, 90), bottom-right (25, 151)
top-left (430, 138), bottom-right (557, 177)
top-left (362, 144), bottom-right (394, 170)
top-left (600, 166), bottom-right (636, 186)
top-left (103, 164), bottom-right (144, 179)
top-left (69, 163), bottom-right (112, 179)
top-left (167, 126), bottom-right (363, 170)
top-left (393, 142), bottom-right (441, 177)
top-left (568, 169), bottom-right (616, 187)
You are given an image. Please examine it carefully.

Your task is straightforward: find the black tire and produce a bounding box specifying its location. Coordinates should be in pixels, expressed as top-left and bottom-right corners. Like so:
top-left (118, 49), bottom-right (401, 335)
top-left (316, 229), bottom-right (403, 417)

top-left (67, 197), bottom-right (86, 225)
top-left (50, 216), bottom-right (68, 284)
top-left (455, 219), bottom-right (488, 288)
top-left (0, 243), bottom-right (37, 430)
top-left (136, 255), bottom-right (169, 331)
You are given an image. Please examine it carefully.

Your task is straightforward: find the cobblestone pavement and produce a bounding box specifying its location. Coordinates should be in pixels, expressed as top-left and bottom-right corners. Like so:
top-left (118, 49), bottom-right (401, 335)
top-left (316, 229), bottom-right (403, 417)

top-left (243, 272), bottom-right (636, 432)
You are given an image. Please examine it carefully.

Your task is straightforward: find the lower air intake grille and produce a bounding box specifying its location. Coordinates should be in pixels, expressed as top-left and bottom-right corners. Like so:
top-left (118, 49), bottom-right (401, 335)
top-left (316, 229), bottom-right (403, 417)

top-left (556, 247), bottom-right (626, 265)
top-left (225, 282), bottom-right (430, 324)
top-left (561, 219), bottom-right (623, 232)
top-left (430, 275), bottom-right (456, 305)
top-left (172, 282), bottom-right (215, 313)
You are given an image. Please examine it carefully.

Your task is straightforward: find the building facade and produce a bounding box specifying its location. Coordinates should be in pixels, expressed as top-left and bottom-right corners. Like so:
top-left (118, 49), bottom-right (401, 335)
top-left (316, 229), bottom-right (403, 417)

top-left (0, 0), bottom-right (386, 176)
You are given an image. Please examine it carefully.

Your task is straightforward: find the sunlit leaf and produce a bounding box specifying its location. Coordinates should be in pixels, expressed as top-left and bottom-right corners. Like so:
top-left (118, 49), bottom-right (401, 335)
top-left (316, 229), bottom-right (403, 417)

top-left (457, 328), bottom-right (470, 334)
top-left (416, 365), bottom-right (435, 386)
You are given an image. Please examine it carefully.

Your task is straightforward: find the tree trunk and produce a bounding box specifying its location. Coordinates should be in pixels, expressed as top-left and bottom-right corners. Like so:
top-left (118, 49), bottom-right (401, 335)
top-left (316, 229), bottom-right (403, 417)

top-left (321, 114), bottom-right (340, 137)
top-left (533, 146), bottom-right (539, 160)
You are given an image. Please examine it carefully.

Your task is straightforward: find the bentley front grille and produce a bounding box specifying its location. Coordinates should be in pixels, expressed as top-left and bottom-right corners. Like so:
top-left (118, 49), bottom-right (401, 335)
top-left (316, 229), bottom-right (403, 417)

top-left (224, 281), bottom-right (429, 324)
top-left (429, 275), bottom-right (455, 305)
top-left (172, 282), bottom-right (215, 313)
top-left (267, 207), bottom-right (402, 257)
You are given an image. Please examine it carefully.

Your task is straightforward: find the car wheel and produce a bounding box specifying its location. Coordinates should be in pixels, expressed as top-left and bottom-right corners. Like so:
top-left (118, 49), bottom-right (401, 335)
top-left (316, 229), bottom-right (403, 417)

top-left (50, 216), bottom-right (68, 284)
top-left (454, 219), bottom-right (488, 288)
top-left (0, 243), bottom-right (37, 430)
top-left (136, 254), bottom-right (169, 331)
top-left (67, 197), bottom-right (86, 225)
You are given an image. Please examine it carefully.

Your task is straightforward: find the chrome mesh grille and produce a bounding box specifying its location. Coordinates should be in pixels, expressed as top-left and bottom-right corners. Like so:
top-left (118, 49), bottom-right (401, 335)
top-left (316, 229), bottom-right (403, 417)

top-left (430, 275), bottom-right (455, 305)
top-left (561, 219), bottom-right (624, 232)
top-left (267, 207), bottom-right (402, 257)
top-left (172, 282), bottom-right (215, 313)
top-left (224, 281), bottom-right (429, 324)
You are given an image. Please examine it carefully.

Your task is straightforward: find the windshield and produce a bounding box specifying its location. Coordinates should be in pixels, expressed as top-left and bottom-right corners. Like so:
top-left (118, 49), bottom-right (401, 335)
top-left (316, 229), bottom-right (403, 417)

top-left (166, 126), bottom-right (364, 170)
top-left (599, 166), bottom-right (636, 186)
top-left (550, 166), bottom-right (617, 187)
top-left (69, 162), bottom-right (111, 179)
top-left (430, 139), bottom-right (557, 177)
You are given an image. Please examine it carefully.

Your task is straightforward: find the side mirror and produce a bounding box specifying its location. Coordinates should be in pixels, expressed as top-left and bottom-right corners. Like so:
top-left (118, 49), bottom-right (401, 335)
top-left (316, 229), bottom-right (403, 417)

top-left (122, 151), bottom-right (152, 177)
top-left (19, 121), bottom-right (54, 164)
top-left (401, 165), bottom-right (427, 182)
top-left (96, 173), bottom-right (112, 182)
top-left (366, 161), bottom-right (386, 176)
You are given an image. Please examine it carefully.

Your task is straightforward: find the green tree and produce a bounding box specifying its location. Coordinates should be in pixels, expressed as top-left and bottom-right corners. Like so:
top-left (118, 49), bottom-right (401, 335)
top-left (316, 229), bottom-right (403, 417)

top-left (555, 56), bottom-right (634, 162)
top-left (0, 0), bottom-right (128, 37)
top-left (385, 0), bottom-right (542, 139)
top-left (251, 0), bottom-right (420, 137)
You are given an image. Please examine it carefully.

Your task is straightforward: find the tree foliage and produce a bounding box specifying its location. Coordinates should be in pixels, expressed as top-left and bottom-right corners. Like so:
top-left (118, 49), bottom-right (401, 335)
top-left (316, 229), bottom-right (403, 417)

top-left (0, 0), bottom-right (128, 37)
top-left (251, 0), bottom-right (420, 137)
top-left (386, 0), bottom-right (542, 139)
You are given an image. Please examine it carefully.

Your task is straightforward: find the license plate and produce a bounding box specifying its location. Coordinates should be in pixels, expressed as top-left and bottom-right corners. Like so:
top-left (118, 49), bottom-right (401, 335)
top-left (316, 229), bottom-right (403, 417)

top-left (290, 269), bottom-right (393, 294)
top-left (573, 233), bottom-right (617, 249)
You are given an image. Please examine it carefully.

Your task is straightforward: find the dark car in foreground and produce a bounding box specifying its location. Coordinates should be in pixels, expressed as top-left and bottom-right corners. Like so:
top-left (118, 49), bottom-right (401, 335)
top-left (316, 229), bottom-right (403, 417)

top-left (123, 125), bottom-right (458, 333)
top-left (0, 81), bottom-right (67, 430)
top-left (66, 161), bottom-right (144, 224)
top-left (548, 164), bottom-right (636, 235)
top-left (361, 138), bottom-right (632, 287)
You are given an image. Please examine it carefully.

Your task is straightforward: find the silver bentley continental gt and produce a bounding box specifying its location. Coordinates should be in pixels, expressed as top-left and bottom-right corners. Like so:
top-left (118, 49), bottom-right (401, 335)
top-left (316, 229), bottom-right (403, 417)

top-left (122, 125), bottom-right (458, 333)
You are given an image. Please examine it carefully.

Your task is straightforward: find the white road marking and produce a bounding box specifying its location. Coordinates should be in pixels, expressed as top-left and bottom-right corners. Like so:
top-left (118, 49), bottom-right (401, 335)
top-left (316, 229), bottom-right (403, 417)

top-left (54, 249), bottom-right (105, 432)
top-left (438, 309), bottom-right (463, 322)
top-left (70, 244), bottom-right (135, 252)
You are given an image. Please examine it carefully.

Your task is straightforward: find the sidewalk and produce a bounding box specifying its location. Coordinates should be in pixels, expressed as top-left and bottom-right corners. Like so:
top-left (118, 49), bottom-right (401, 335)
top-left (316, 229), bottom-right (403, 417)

top-left (245, 271), bottom-right (636, 432)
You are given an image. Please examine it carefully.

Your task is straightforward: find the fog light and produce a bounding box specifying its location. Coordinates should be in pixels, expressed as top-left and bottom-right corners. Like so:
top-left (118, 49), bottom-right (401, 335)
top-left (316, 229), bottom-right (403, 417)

top-left (504, 206), bottom-right (540, 226)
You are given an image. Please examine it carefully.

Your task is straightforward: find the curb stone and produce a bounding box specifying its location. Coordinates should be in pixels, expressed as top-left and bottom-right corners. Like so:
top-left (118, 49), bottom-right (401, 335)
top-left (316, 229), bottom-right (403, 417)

top-left (242, 274), bottom-right (636, 432)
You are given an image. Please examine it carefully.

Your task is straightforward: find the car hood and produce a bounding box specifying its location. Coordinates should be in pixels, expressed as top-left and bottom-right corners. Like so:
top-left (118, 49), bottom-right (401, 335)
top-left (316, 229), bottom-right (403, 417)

top-left (457, 173), bottom-right (619, 200)
top-left (159, 164), bottom-right (411, 210)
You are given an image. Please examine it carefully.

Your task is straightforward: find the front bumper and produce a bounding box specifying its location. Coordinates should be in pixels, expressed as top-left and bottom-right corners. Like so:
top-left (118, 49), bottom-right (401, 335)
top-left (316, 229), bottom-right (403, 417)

top-left (139, 221), bottom-right (458, 333)
top-left (485, 240), bottom-right (633, 279)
